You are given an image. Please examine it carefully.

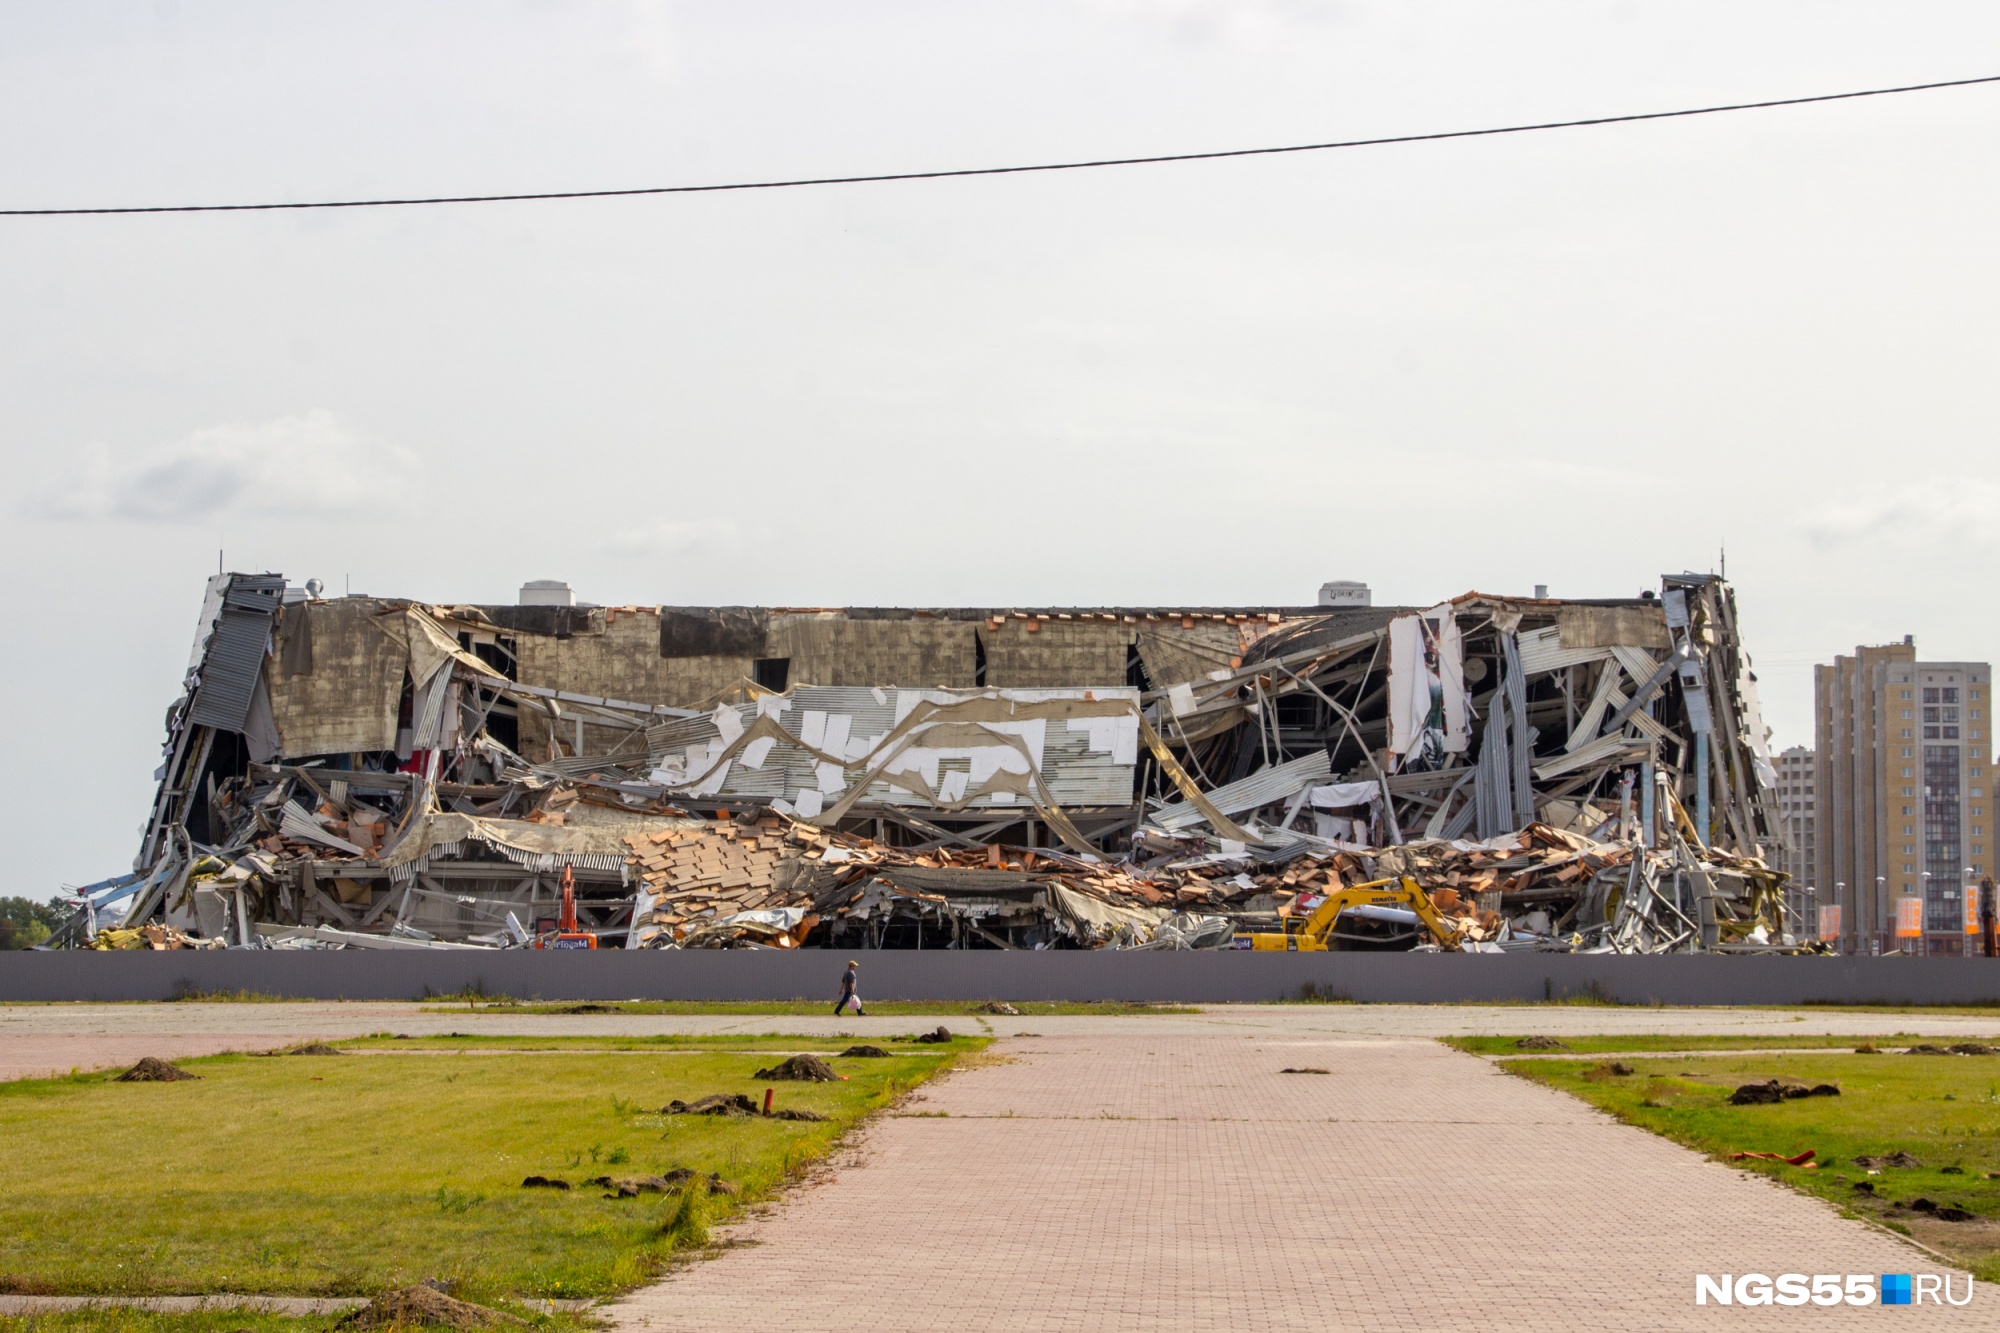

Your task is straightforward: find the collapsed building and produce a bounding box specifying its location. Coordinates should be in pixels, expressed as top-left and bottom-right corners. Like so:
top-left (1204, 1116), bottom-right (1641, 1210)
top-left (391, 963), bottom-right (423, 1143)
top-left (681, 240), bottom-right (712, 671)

top-left (62, 573), bottom-right (1800, 954)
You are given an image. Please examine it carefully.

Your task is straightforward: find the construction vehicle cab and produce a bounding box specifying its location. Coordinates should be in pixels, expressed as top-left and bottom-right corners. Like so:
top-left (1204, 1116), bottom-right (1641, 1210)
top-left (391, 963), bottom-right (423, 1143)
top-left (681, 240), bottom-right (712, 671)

top-left (535, 867), bottom-right (597, 950)
top-left (1233, 876), bottom-right (1462, 952)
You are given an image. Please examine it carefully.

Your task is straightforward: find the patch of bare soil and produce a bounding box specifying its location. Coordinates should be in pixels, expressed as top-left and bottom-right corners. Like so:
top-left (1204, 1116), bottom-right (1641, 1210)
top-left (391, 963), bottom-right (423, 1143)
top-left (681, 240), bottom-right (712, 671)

top-left (340, 1284), bottom-right (523, 1329)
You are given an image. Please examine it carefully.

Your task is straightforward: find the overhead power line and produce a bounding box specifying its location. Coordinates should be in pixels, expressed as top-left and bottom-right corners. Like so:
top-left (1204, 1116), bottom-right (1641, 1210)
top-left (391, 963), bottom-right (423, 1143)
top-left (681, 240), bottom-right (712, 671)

top-left (4, 72), bottom-right (1996, 218)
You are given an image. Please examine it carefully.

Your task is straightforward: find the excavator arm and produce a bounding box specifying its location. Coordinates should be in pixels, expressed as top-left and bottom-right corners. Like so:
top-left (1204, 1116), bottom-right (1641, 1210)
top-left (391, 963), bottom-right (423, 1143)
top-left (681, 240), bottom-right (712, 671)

top-left (1237, 875), bottom-right (1462, 951)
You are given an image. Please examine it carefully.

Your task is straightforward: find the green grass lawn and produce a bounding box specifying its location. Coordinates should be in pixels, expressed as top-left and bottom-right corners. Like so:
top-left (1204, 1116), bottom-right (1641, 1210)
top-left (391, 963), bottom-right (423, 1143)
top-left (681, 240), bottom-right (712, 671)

top-left (424, 998), bottom-right (1194, 1017)
top-left (0, 1313), bottom-right (334, 1333)
top-left (1444, 1033), bottom-right (1997, 1056)
top-left (0, 1036), bottom-right (976, 1317)
top-left (341, 1031), bottom-right (968, 1051)
top-left (1504, 1050), bottom-right (2000, 1280)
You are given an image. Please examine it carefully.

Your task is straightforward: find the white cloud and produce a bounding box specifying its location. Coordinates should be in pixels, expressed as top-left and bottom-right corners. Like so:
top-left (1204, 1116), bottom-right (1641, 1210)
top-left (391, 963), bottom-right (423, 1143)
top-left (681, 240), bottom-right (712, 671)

top-left (37, 411), bottom-right (419, 523)
top-left (597, 518), bottom-right (739, 559)
top-left (1800, 478), bottom-right (2000, 549)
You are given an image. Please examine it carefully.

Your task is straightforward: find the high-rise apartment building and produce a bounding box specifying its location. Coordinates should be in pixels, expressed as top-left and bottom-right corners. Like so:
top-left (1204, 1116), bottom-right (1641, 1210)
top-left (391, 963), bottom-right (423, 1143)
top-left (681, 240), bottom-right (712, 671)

top-left (1814, 640), bottom-right (1992, 955)
top-left (1774, 745), bottom-right (1815, 891)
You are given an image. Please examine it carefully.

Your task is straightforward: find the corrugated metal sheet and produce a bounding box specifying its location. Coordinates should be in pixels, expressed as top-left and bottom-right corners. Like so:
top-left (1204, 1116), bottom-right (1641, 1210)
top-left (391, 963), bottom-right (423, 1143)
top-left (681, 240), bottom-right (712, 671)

top-left (188, 574), bottom-right (285, 732)
top-left (1533, 732), bottom-right (1647, 781)
top-left (1503, 632), bottom-right (1534, 827)
top-left (1151, 750), bottom-right (1332, 830)
top-left (1517, 625), bottom-right (1611, 677)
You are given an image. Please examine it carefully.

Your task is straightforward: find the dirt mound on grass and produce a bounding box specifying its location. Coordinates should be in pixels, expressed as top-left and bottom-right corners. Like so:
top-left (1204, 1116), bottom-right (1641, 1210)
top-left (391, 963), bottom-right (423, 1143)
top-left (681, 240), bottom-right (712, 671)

top-left (1513, 1036), bottom-right (1568, 1051)
top-left (665, 1093), bottom-right (761, 1116)
top-left (559, 1003), bottom-right (617, 1014)
top-left (1728, 1080), bottom-right (1840, 1104)
top-left (340, 1284), bottom-right (524, 1329)
top-left (753, 1054), bottom-right (838, 1082)
top-left (1898, 1043), bottom-right (1994, 1056)
top-left (115, 1057), bottom-right (200, 1082)
top-left (841, 1045), bottom-right (891, 1058)
top-left (1854, 1151), bottom-right (1925, 1170)
top-left (913, 1026), bottom-right (953, 1044)
top-left (1279, 1067), bottom-right (1330, 1075)
top-left (974, 1002), bottom-right (1020, 1015)
top-left (287, 1043), bottom-right (345, 1056)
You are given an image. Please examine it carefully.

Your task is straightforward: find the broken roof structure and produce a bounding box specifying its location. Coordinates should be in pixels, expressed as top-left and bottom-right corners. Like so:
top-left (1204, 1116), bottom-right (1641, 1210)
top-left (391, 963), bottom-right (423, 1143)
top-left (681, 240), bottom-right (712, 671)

top-left (62, 573), bottom-right (1795, 956)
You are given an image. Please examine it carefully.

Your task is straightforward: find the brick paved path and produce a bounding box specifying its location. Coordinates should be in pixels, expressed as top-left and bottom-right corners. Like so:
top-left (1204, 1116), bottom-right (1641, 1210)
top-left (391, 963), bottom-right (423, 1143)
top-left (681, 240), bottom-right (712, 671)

top-left (607, 1036), bottom-right (1995, 1331)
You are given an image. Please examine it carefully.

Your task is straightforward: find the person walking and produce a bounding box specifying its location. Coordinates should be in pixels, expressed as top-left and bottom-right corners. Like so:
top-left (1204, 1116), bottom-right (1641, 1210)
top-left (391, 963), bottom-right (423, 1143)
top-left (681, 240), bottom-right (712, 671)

top-left (834, 960), bottom-right (866, 1016)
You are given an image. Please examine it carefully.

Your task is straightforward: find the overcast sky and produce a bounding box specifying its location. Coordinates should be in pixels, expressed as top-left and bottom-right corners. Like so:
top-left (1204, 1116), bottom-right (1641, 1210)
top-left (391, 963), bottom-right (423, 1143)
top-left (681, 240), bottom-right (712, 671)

top-left (4, 1), bottom-right (1998, 893)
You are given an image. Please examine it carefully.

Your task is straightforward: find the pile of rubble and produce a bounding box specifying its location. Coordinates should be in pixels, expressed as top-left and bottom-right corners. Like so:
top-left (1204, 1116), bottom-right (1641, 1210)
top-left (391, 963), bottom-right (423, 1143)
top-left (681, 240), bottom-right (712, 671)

top-left (54, 569), bottom-right (1805, 954)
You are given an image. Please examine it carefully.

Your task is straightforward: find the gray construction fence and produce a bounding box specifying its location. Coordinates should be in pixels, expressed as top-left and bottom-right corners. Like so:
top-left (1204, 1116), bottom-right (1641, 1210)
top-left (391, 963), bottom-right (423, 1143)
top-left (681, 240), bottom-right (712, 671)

top-left (4, 951), bottom-right (2000, 1006)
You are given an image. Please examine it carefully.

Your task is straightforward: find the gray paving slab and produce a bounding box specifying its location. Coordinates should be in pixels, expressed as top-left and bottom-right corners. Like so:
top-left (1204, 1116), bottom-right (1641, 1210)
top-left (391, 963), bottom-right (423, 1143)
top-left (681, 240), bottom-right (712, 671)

top-left (607, 1035), bottom-right (1996, 1331)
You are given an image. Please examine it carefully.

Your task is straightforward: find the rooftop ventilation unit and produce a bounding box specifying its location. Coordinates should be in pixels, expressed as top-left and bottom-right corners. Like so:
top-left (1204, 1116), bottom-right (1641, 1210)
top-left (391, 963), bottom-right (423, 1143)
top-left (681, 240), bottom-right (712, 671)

top-left (519, 579), bottom-right (574, 607)
top-left (1317, 580), bottom-right (1370, 608)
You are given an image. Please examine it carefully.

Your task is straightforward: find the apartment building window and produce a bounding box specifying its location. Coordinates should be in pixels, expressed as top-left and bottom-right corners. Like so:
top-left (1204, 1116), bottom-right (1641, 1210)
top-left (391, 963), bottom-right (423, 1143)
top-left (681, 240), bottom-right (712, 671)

top-left (1925, 687), bottom-right (1941, 703)
top-left (1945, 727), bottom-right (1961, 739)
top-left (1945, 687), bottom-right (1960, 703)
top-left (1903, 786), bottom-right (1915, 797)
top-left (1903, 748), bottom-right (1914, 758)
top-left (1926, 727), bottom-right (1941, 739)
top-left (1925, 744), bottom-right (1964, 931)
top-left (1973, 688), bottom-right (1984, 700)
top-left (1902, 767), bottom-right (1914, 778)
top-left (1925, 706), bottom-right (1941, 722)
top-left (1903, 709), bottom-right (1915, 720)
top-left (1974, 708), bottom-right (1984, 720)
top-left (1903, 729), bottom-right (1914, 739)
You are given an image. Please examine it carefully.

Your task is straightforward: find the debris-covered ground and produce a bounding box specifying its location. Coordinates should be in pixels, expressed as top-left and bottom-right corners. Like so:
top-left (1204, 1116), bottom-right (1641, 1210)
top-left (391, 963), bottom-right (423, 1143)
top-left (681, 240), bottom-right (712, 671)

top-left (58, 573), bottom-right (1804, 954)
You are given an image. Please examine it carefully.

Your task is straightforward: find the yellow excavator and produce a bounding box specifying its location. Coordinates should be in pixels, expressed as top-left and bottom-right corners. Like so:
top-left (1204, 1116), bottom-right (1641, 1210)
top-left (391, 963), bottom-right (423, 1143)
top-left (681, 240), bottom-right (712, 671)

top-left (1234, 875), bottom-right (1464, 951)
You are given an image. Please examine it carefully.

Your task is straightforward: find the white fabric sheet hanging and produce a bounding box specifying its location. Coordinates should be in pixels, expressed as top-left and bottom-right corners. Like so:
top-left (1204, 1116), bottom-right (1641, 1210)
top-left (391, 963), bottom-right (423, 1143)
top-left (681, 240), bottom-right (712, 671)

top-left (1387, 605), bottom-right (1470, 764)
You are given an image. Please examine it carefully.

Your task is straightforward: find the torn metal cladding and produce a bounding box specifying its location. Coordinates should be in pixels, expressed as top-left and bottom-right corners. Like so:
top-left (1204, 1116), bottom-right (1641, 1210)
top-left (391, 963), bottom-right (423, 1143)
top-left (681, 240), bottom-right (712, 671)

top-left (61, 573), bottom-right (1795, 955)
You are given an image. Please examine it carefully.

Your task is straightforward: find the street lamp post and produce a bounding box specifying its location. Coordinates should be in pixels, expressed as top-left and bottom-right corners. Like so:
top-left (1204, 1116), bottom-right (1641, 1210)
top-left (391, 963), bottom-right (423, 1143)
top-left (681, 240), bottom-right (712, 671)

top-left (1876, 876), bottom-right (1887, 956)
top-left (1966, 868), bottom-right (1979, 958)
top-left (1836, 882), bottom-right (1847, 954)
top-left (1919, 872), bottom-right (1932, 958)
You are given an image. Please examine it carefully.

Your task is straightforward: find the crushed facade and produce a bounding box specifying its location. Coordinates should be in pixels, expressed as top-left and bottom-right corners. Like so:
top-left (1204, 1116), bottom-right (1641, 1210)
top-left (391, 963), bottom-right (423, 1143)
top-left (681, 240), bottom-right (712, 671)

top-left (62, 573), bottom-right (1799, 955)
